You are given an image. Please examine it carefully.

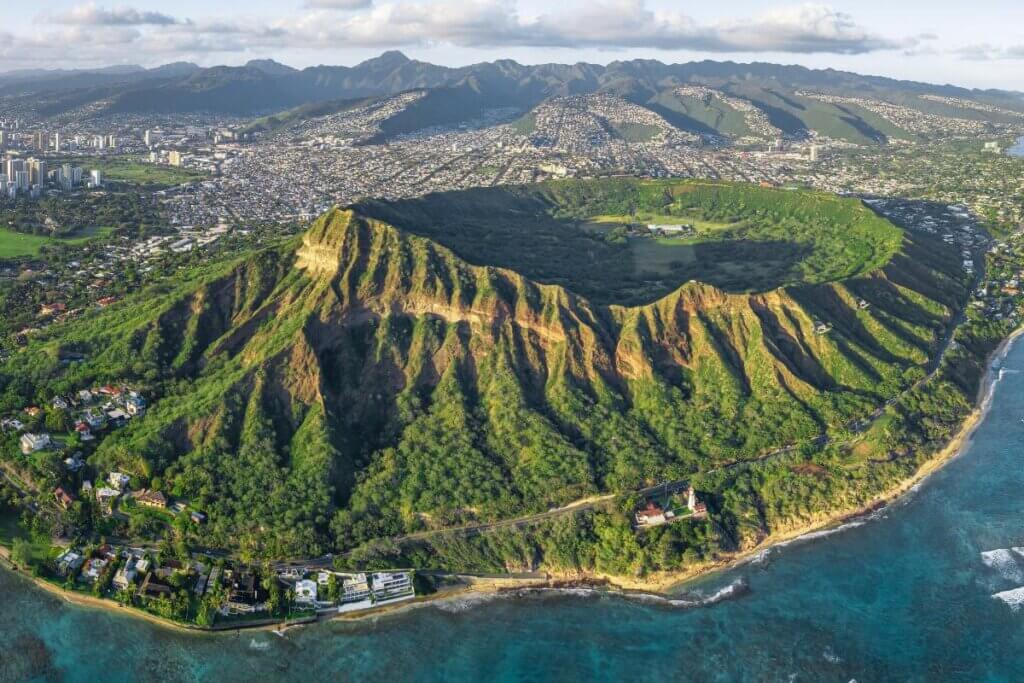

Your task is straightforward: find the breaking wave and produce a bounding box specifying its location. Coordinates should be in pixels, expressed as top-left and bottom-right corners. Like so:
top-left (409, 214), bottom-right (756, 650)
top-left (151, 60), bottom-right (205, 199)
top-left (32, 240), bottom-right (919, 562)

top-left (992, 586), bottom-right (1024, 611)
top-left (432, 592), bottom-right (503, 613)
top-left (634, 578), bottom-right (750, 608)
top-left (774, 508), bottom-right (888, 551)
top-left (980, 547), bottom-right (1024, 583)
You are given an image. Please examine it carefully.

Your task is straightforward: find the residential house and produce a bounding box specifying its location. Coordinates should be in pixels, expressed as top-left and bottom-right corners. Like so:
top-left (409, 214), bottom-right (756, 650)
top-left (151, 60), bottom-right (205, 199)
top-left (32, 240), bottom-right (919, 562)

top-left (139, 573), bottom-right (172, 600)
top-left (54, 486), bottom-right (75, 509)
top-left (73, 421), bottom-right (94, 441)
top-left (1, 418), bottom-right (25, 432)
top-left (294, 579), bottom-right (318, 605)
top-left (189, 511), bottom-right (207, 524)
top-left (635, 501), bottom-right (667, 527)
top-left (341, 573), bottom-right (372, 603)
top-left (83, 410), bottom-right (105, 431)
top-left (95, 487), bottom-right (120, 513)
top-left (371, 572), bottom-right (415, 602)
top-left (105, 409), bottom-right (128, 427)
top-left (81, 557), bottom-right (109, 583)
top-left (135, 490), bottom-right (167, 509)
top-left (688, 488), bottom-right (708, 517)
top-left (199, 566), bottom-right (222, 597)
top-left (225, 569), bottom-right (263, 614)
top-left (108, 472), bottom-right (130, 491)
top-left (113, 564), bottom-right (138, 591)
top-left (125, 395), bottom-right (147, 417)
top-left (20, 432), bottom-right (51, 455)
top-left (56, 549), bottom-right (85, 577)
top-left (51, 396), bottom-right (69, 411)
top-left (64, 452), bottom-right (85, 471)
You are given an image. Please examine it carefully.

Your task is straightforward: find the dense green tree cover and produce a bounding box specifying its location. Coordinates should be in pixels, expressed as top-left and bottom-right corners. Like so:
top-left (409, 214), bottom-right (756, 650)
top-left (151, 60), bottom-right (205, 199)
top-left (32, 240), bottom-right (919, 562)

top-left (0, 192), bottom-right (161, 238)
top-left (0, 181), bottom-right (976, 576)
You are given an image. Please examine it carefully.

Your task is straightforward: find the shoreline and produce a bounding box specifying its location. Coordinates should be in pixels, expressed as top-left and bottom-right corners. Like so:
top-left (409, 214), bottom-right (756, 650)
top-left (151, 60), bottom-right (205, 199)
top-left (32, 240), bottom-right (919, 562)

top-left (3, 327), bottom-right (1021, 630)
top-left (587, 323), bottom-right (1024, 595)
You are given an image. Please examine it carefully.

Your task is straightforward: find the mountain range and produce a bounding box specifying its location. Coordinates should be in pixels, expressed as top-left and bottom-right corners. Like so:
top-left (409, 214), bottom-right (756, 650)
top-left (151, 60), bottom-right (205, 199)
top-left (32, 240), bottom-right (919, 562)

top-left (7, 52), bottom-right (1024, 142)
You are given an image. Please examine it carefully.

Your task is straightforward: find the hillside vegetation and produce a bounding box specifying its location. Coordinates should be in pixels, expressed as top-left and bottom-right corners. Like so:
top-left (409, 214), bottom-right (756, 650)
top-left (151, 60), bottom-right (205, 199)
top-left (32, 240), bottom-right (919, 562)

top-left (0, 180), bottom-right (971, 562)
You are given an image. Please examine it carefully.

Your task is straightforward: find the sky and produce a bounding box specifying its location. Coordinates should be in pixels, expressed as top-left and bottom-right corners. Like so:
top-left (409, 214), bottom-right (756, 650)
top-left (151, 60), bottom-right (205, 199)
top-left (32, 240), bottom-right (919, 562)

top-left (1, 1), bottom-right (1024, 91)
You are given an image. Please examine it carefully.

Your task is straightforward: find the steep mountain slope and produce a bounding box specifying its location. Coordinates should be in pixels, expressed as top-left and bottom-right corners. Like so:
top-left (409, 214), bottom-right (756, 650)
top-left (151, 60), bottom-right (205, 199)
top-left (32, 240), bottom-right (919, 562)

top-left (0, 182), bottom-right (969, 555)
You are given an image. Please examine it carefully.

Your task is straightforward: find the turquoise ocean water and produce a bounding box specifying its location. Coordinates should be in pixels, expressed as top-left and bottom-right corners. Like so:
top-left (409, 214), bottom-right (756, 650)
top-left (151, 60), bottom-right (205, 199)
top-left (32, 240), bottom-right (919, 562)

top-left (7, 340), bottom-right (1024, 681)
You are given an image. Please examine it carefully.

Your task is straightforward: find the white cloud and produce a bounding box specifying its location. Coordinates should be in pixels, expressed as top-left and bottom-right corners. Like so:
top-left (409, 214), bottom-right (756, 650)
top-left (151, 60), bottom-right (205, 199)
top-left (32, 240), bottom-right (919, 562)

top-left (282, 0), bottom-right (909, 54)
top-left (304, 0), bottom-right (374, 9)
top-left (3, 1), bottom-right (914, 70)
top-left (953, 43), bottom-right (1024, 61)
top-left (46, 3), bottom-right (180, 26)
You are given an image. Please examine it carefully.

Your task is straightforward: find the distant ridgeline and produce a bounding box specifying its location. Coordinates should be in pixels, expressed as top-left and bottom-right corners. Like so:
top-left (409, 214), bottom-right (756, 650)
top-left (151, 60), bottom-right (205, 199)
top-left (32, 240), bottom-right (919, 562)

top-left (9, 54), bottom-right (1024, 145)
top-left (0, 179), bottom-right (981, 577)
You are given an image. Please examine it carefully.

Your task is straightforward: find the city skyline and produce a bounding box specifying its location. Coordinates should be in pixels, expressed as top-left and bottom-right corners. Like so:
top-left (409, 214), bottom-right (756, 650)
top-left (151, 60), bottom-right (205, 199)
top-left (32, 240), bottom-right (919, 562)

top-left (1, 1), bottom-right (1024, 91)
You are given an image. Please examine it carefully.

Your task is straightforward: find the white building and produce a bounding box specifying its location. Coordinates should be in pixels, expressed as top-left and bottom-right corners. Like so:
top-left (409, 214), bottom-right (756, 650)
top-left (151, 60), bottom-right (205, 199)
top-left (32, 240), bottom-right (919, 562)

top-left (108, 472), bottom-right (130, 491)
top-left (20, 432), bottom-right (51, 454)
top-left (371, 572), bottom-right (415, 602)
top-left (294, 579), bottom-right (318, 605)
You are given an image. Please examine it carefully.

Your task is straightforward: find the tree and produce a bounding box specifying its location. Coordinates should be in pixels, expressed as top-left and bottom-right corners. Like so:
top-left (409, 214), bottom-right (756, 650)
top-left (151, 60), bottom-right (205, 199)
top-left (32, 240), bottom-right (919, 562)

top-left (263, 573), bottom-right (283, 616)
top-left (11, 537), bottom-right (32, 568)
top-left (326, 573), bottom-right (340, 603)
top-left (44, 408), bottom-right (70, 434)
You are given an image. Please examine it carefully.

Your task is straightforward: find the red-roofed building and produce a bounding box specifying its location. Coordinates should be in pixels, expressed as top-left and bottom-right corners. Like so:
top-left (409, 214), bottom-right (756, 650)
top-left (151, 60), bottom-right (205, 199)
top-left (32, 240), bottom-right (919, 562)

top-left (635, 501), bottom-right (666, 527)
top-left (54, 487), bottom-right (75, 509)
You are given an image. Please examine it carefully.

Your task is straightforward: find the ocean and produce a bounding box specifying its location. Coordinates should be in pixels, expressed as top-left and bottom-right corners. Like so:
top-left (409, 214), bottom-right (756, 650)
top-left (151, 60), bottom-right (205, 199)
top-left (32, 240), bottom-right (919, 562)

top-left (1008, 135), bottom-right (1024, 157)
top-left (6, 341), bottom-right (1024, 681)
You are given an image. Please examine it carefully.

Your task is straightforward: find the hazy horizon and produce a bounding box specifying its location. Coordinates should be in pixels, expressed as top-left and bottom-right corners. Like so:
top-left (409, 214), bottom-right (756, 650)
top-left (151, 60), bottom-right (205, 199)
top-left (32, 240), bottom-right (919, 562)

top-left (1, 1), bottom-right (1023, 90)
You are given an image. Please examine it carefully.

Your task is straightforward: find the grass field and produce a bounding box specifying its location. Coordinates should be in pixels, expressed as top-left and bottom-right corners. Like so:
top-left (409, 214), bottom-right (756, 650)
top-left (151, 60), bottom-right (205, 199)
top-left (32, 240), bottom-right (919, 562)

top-left (0, 225), bottom-right (114, 258)
top-left (93, 158), bottom-right (205, 186)
top-left (53, 156), bottom-right (206, 187)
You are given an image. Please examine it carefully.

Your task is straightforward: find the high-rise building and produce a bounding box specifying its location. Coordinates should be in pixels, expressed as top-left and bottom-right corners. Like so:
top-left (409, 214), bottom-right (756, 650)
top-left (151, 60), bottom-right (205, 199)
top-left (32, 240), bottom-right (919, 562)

top-left (90, 169), bottom-right (103, 187)
top-left (14, 170), bottom-right (29, 191)
top-left (27, 158), bottom-right (47, 185)
top-left (106, 135), bottom-right (117, 148)
top-left (809, 144), bottom-right (820, 162)
top-left (0, 131), bottom-right (6, 148)
top-left (52, 133), bottom-right (61, 151)
top-left (144, 129), bottom-right (161, 147)
top-left (168, 151), bottom-right (183, 167)
top-left (6, 157), bottom-right (25, 180)
top-left (34, 131), bottom-right (47, 150)
top-left (59, 163), bottom-right (84, 189)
